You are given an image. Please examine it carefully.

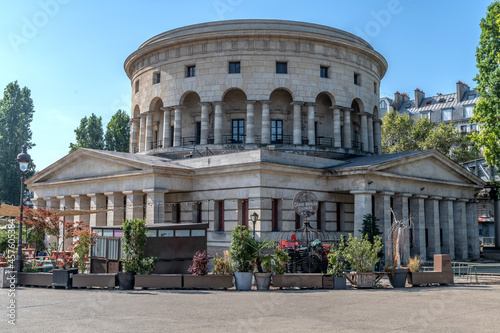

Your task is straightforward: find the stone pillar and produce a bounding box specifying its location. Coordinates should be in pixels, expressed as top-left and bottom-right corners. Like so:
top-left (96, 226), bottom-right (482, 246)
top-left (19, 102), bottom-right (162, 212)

top-left (425, 196), bottom-right (441, 259)
top-left (410, 195), bottom-right (427, 259)
top-left (466, 201), bottom-right (479, 259)
top-left (440, 198), bottom-right (456, 259)
top-left (375, 191), bottom-right (394, 258)
top-left (360, 113), bottom-right (368, 152)
top-left (32, 198), bottom-right (45, 210)
top-left (306, 103), bottom-right (316, 145)
top-left (291, 102), bottom-right (303, 145)
top-left (161, 107), bottom-right (172, 148)
top-left (393, 193), bottom-right (411, 224)
top-left (374, 119), bottom-right (382, 155)
top-left (145, 111), bottom-right (153, 151)
top-left (71, 195), bottom-right (90, 226)
top-left (139, 114), bottom-right (146, 152)
top-left (454, 200), bottom-right (468, 260)
top-left (245, 101), bottom-right (256, 144)
top-left (261, 101), bottom-right (271, 145)
top-left (200, 103), bottom-right (210, 145)
top-left (57, 196), bottom-right (74, 251)
top-left (143, 190), bottom-right (166, 224)
top-left (104, 192), bottom-right (124, 226)
top-left (88, 193), bottom-right (107, 227)
top-left (351, 190), bottom-right (376, 238)
top-left (173, 106), bottom-right (184, 147)
top-left (129, 119), bottom-right (139, 153)
top-left (213, 102), bottom-right (223, 145)
top-left (343, 108), bottom-right (352, 149)
top-left (45, 197), bottom-right (59, 212)
top-left (123, 191), bottom-right (144, 221)
top-left (368, 115), bottom-right (374, 153)
top-left (332, 106), bottom-right (342, 148)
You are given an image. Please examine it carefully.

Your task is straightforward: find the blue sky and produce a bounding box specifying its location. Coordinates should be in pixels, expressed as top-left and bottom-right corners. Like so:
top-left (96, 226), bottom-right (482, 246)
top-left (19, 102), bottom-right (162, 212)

top-left (0, 0), bottom-right (492, 170)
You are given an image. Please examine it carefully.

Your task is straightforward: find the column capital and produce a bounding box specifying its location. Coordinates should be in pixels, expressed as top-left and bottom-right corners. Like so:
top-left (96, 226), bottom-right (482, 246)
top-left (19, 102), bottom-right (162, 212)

top-left (374, 118), bottom-right (383, 124)
top-left (444, 197), bottom-right (457, 201)
top-left (358, 112), bottom-right (370, 117)
top-left (350, 190), bottom-right (377, 195)
top-left (87, 193), bottom-right (105, 198)
top-left (429, 196), bottom-right (443, 200)
top-left (458, 198), bottom-right (470, 202)
top-left (160, 107), bottom-right (174, 111)
top-left (378, 191), bottom-right (395, 196)
top-left (56, 195), bottom-right (72, 200)
top-left (212, 101), bottom-right (224, 106)
top-left (199, 102), bottom-right (212, 107)
top-left (104, 191), bottom-right (124, 197)
top-left (71, 194), bottom-right (86, 199)
top-left (395, 192), bottom-right (412, 198)
top-left (305, 102), bottom-right (318, 107)
top-left (290, 101), bottom-right (304, 106)
top-left (143, 110), bottom-right (155, 115)
top-left (341, 107), bottom-right (354, 112)
top-left (245, 100), bottom-right (257, 105)
top-left (330, 105), bottom-right (343, 110)
top-left (171, 105), bottom-right (185, 110)
top-left (143, 188), bottom-right (169, 194)
top-left (260, 100), bottom-right (271, 105)
top-left (413, 194), bottom-right (428, 199)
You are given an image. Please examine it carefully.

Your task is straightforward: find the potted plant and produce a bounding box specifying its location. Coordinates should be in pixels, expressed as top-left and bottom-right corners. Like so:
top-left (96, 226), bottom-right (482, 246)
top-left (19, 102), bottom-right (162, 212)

top-left (359, 214), bottom-right (383, 271)
top-left (325, 246), bottom-right (346, 289)
top-left (183, 250), bottom-right (233, 289)
top-left (250, 238), bottom-right (274, 291)
top-left (384, 215), bottom-right (411, 288)
top-left (339, 234), bottom-right (383, 288)
top-left (406, 255), bottom-right (424, 286)
top-left (119, 218), bottom-right (158, 290)
top-left (229, 225), bottom-right (254, 290)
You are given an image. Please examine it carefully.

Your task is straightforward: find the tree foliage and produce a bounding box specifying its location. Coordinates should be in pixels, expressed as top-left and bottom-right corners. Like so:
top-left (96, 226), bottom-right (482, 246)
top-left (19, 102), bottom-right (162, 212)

top-left (0, 81), bottom-right (35, 205)
top-left (69, 113), bottom-right (104, 152)
top-left (471, 1), bottom-right (500, 168)
top-left (381, 109), bottom-right (479, 163)
top-left (105, 109), bottom-right (130, 152)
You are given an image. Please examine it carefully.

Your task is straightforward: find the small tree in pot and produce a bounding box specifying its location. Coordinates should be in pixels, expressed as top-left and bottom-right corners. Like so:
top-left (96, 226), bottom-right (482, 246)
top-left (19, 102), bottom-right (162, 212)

top-left (384, 212), bottom-right (412, 288)
top-left (326, 246), bottom-right (347, 289)
top-left (229, 225), bottom-right (254, 290)
top-left (119, 218), bottom-right (157, 290)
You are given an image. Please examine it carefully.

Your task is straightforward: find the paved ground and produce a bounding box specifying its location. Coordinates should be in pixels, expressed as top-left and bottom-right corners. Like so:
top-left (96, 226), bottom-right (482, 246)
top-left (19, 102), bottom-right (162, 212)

top-left (2, 283), bottom-right (500, 332)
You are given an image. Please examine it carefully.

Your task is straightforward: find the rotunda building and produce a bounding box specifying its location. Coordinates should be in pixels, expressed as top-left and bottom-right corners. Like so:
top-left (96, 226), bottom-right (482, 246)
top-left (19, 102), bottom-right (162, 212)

top-left (124, 20), bottom-right (387, 158)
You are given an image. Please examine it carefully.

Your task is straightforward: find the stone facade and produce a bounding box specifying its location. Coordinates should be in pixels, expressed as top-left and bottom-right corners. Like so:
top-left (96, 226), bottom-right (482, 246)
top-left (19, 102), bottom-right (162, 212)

top-left (26, 20), bottom-right (484, 261)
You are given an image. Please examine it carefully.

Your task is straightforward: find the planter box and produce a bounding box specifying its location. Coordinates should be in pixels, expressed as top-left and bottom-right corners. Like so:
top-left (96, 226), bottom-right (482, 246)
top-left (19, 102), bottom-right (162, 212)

top-left (52, 268), bottom-right (78, 288)
top-left (135, 274), bottom-right (183, 289)
top-left (273, 274), bottom-right (323, 289)
top-left (407, 271), bottom-right (454, 286)
top-left (18, 272), bottom-right (53, 287)
top-left (344, 272), bottom-right (384, 289)
top-left (183, 275), bottom-right (233, 289)
top-left (73, 274), bottom-right (117, 289)
top-left (322, 275), bottom-right (347, 289)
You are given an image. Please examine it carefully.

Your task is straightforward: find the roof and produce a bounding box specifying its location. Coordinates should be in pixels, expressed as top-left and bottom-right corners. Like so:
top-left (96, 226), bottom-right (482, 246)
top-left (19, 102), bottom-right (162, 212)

top-left (398, 90), bottom-right (479, 114)
top-left (327, 150), bottom-right (434, 170)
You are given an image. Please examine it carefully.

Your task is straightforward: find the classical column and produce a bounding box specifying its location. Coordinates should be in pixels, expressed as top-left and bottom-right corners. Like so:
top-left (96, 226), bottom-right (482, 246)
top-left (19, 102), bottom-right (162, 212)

top-left (88, 193), bottom-right (107, 227)
top-left (351, 190), bottom-right (376, 238)
top-left (332, 106), bottom-right (342, 148)
top-left (306, 103), bottom-right (316, 145)
top-left (454, 199), bottom-right (468, 260)
top-left (261, 101), bottom-right (271, 145)
top-left (343, 108), bottom-right (352, 149)
top-left (291, 102), bottom-right (303, 145)
top-left (200, 103), bottom-right (210, 145)
top-left (374, 191), bottom-right (394, 257)
top-left (123, 191), bottom-right (144, 220)
top-left (373, 119), bottom-right (382, 155)
top-left (139, 114), bottom-right (146, 152)
top-left (440, 198), bottom-right (456, 259)
top-left (129, 119), bottom-right (139, 153)
top-left (173, 106), bottom-right (184, 147)
top-left (367, 115), bottom-right (374, 153)
top-left (213, 102), bottom-right (223, 145)
top-left (466, 201), bottom-right (479, 259)
top-left (245, 101), bottom-right (256, 144)
top-left (104, 192), bottom-right (124, 226)
top-left (45, 197), bottom-right (59, 212)
top-left (425, 196), bottom-right (441, 259)
top-left (57, 196), bottom-right (74, 251)
top-left (143, 189), bottom-right (166, 224)
top-left (393, 193), bottom-right (411, 224)
top-left (410, 195), bottom-right (427, 259)
top-left (161, 107), bottom-right (172, 148)
top-left (144, 111), bottom-right (154, 151)
top-left (360, 113), bottom-right (368, 152)
top-left (32, 198), bottom-right (45, 210)
top-left (71, 194), bottom-right (90, 226)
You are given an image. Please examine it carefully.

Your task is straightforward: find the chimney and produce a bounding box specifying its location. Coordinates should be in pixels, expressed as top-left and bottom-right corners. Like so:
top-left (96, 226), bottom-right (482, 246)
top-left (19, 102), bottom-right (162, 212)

top-left (394, 91), bottom-right (410, 110)
top-left (414, 88), bottom-right (425, 108)
top-left (456, 81), bottom-right (470, 101)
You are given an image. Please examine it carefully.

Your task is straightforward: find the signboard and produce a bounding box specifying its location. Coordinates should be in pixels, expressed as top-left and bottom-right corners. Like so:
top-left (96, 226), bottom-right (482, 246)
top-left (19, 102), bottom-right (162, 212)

top-left (293, 191), bottom-right (319, 218)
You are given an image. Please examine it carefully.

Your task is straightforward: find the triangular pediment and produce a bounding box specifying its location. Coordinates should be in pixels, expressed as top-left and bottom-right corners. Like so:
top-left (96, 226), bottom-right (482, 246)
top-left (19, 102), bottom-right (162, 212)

top-left (28, 149), bottom-right (146, 184)
top-left (372, 151), bottom-right (483, 185)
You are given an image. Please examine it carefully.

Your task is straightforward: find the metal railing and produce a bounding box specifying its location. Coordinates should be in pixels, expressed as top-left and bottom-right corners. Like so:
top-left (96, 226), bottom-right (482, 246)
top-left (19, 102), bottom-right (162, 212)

top-left (352, 140), bottom-right (363, 150)
top-left (316, 136), bottom-right (334, 147)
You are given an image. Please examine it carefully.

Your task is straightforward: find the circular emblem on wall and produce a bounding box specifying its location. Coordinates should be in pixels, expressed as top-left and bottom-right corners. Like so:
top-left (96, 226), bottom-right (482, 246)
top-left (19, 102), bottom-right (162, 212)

top-left (293, 191), bottom-right (319, 218)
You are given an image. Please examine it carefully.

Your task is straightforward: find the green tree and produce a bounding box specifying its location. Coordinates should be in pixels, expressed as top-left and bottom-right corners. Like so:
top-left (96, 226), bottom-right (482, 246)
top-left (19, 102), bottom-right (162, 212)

top-left (471, 1), bottom-right (500, 168)
top-left (105, 109), bottom-right (130, 152)
top-left (69, 113), bottom-right (104, 152)
top-left (382, 109), bottom-right (478, 163)
top-left (0, 81), bottom-right (35, 205)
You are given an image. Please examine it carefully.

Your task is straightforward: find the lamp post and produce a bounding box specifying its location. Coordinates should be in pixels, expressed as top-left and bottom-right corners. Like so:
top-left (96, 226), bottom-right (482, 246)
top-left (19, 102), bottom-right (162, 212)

top-left (14, 145), bottom-right (31, 273)
top-left (250, 212), bottom-right (259, 239)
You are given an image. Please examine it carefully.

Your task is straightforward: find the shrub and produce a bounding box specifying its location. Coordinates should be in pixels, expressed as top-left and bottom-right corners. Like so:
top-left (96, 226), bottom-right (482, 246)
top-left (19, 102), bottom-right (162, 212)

top-left (212, 250), bottom-right (234, 275)
top-left (327, 246), bottom-right (345, 277)
top-left (272, 248), bottom-right (290, 275)
top-left (188, 250), bottom-right (210, 276)
top-left (229, 225), bottom-right (254, 272)
top-left (339, 234), bottom-right (383, 273)
top-left (121, 219), bottom-right (157, 274)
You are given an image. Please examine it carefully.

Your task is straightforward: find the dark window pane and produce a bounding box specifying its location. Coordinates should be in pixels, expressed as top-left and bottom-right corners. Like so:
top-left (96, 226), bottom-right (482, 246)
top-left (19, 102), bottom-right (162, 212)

top-left (276, 62), bottom-right (287, 74)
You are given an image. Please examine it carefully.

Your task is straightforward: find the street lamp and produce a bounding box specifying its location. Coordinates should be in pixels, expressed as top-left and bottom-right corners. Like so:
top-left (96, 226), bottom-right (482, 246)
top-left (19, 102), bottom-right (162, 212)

top-left (15, 145), bottom-right (31, 273)
top-left (250, 212), bottom-right (259, 239)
